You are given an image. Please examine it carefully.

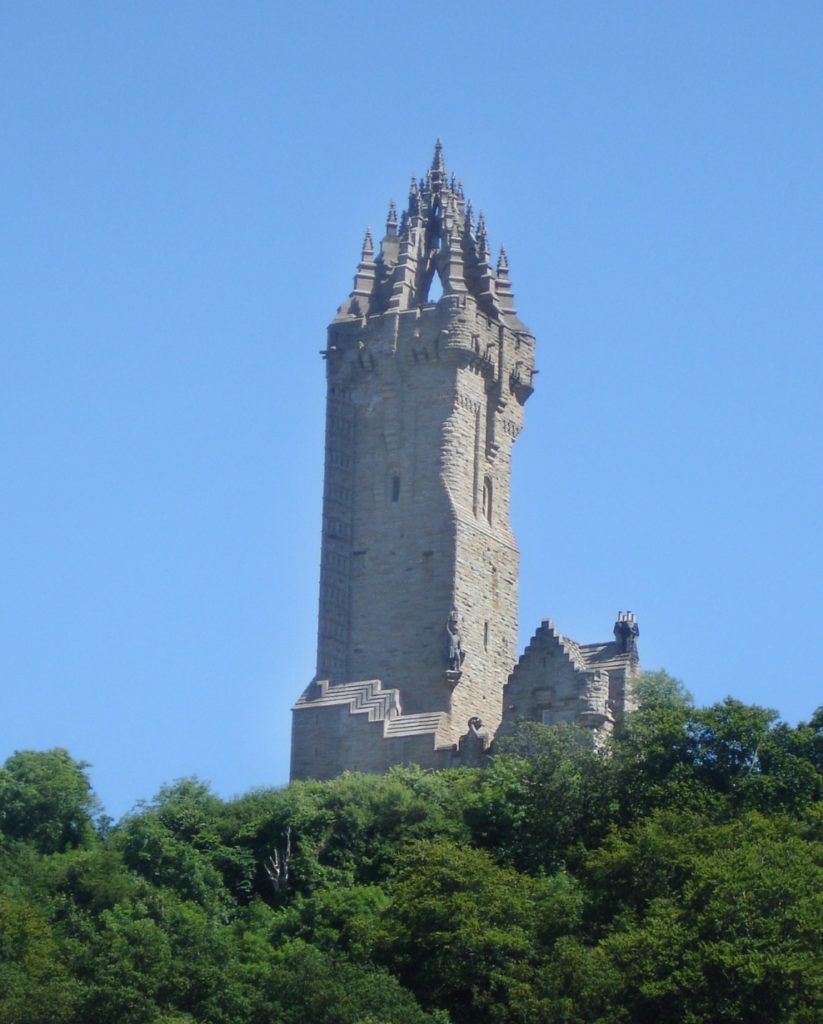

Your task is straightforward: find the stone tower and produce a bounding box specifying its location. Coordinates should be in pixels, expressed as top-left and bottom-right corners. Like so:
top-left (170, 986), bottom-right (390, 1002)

top-left (291, 142), bottom-right (536, 779)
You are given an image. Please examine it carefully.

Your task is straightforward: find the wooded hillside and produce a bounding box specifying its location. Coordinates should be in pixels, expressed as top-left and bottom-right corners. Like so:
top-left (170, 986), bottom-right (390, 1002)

top-left (2, 674), bottom-right (821, 1023)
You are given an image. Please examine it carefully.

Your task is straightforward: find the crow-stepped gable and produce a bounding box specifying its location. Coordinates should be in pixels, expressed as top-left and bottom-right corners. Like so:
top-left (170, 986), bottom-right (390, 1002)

top-left (291, 143), bottom-right (638, 780)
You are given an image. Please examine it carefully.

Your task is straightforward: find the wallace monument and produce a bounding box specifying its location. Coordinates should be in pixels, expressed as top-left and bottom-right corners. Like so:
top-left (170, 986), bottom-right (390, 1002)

top-left (291, 143), bottom-right (640, 780)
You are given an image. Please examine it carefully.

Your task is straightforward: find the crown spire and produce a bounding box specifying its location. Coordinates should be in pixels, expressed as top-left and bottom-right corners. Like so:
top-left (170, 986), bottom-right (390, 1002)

top-left (432, 138), bottom-right (445, 172)
top-left (335, 144), bottom-right (532, 331)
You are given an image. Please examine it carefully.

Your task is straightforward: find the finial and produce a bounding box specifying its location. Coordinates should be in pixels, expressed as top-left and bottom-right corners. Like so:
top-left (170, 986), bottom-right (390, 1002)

top-left (449, 172), bottom-right (456, 192)
top-left (408, 177), bottom-right (420, 215)
top-left (361, 228), bottom-right (374, 260)
top-left (432, 138), bottom-right (445, 171)
top-left (386, 200), bottom-right (397, 237)
top-left (497, 245), bottom-right (509, 274)
top-left (477, 211), bottom-right (489, 258)
top-left (457, 180), bottom-right (464, 199)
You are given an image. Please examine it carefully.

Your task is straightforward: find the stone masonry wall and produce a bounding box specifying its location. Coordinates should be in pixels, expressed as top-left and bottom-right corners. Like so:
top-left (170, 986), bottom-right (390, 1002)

top-left (294, 291), bottom-right (535, 775)
top-left (498, 620), bottom-right (640, 742)
top-left (290, 701), bottom-right (453, 781)
top-left (498, 621), bottom-right (596, 739)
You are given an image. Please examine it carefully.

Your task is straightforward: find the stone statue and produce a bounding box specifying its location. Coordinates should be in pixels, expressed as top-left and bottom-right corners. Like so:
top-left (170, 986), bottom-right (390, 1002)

top-left (445, 608), bottom-right (466, 670)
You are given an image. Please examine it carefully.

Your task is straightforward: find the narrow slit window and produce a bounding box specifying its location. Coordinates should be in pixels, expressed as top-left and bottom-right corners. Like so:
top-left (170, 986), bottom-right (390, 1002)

top-left (391, 475), bottom-right (401, 503)
top-left (482, 477), bottom-right (493, 524)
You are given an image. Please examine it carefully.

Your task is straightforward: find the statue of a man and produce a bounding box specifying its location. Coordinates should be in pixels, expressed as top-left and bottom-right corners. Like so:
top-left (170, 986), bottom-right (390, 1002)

top-left (445, 608), bottom-right (466, 671)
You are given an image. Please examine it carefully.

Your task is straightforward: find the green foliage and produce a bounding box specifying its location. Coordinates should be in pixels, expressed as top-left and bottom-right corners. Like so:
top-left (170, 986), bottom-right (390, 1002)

top-left (1, 688), bottom-right (821, 1023)
top-left (247, 939), bottom-right (440, 1024)
top-left (115, 778), bottom-right (233, 911)
top-left (378, 838), bottom-right (581, 1024)
top-left (0, 893), bottom-right (78, 1023)
top-left (270, 884), bottom-right (390, 955)
top-left (588, 812), bottom-right (823, 1022)
top-left (469, 721), bottom-right (614, 872)
top-left (0, 749), bottom-right (101, 854)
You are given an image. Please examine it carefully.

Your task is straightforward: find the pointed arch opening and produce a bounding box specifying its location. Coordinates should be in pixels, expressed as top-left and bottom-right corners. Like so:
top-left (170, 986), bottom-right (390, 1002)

top-left (427, 270), bottom-right (444, 303)
top-left (419, 259), bottom-right (445, 304)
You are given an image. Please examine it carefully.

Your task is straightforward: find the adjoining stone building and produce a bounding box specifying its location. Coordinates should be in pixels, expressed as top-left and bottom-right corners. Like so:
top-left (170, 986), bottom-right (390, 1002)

top-left (290, 144), bottom-right (639, 781)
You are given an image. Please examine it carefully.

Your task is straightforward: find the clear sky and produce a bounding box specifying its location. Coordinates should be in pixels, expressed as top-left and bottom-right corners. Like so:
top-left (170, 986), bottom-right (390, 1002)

top-left (2, 2), bottom-right (822, 820)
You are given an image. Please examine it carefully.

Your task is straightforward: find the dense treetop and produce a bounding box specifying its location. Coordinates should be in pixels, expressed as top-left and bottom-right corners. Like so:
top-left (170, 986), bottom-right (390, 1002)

top-left (1, 675), bottom-right (821, 1023)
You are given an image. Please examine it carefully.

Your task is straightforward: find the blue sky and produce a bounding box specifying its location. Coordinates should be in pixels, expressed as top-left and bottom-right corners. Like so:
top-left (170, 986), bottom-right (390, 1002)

top-left (2, 2), bottom-right (822, 820)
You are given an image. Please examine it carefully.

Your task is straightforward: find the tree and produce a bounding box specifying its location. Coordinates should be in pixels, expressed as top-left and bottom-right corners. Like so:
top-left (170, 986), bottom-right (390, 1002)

top-left (115, 778), bottom-right (232, 910)
top-left (0, 893), bottom-right (78, 1023)
top-left (0, 749), bottom-right (100, 854)
top-left (248, 939), bottom-right (441, 1024)
top-left (596, 813), bottom-right (823, 1023)
top-left (469, 722), bottom-right (614, 873)
top-left (379, 838), bottom-right (581, 1024)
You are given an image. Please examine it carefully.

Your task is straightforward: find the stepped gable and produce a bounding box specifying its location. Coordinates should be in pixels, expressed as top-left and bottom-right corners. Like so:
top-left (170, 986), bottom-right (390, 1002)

top-left (514, 618), bottom-right (588, 673)
top-left (498, 612), bottom-right (641, 741)
top-left (336, 141), bottom-right (528, 332)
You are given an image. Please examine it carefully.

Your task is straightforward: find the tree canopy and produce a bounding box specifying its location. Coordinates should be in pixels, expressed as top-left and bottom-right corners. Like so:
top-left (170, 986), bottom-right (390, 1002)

top-left (1, 679), bottom-right (821, 1023)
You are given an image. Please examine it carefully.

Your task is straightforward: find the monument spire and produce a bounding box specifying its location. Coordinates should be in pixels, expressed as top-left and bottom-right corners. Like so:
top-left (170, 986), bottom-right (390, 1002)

top-left (292, 144), bottom-right (639, 783)
top-left (292, 144), bottom-right (537, 780)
